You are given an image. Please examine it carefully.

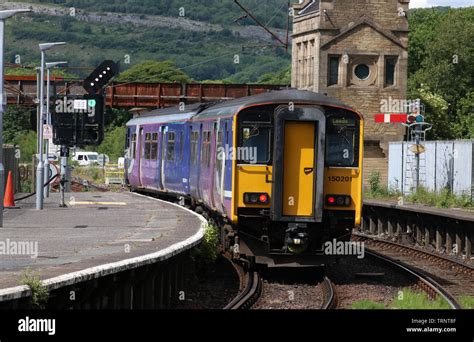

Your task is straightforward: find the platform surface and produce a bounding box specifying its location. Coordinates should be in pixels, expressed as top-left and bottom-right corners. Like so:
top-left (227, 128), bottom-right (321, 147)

top-left (0, 192), bottom-right (202, 289)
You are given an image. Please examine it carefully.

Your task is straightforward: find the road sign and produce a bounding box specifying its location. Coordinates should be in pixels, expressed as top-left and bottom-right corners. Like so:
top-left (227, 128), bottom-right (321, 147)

top-left (43, 124), bottom-right (53, 140)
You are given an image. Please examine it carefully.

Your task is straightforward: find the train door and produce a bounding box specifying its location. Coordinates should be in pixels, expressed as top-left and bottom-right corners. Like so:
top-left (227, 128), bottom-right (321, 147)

top-left (160, 126), bottom-right (166, 190)
top-left (283, 122), bottom-right (315, 216)
top-left (210, 121), bottom-right (219, 209)
top-left (197, 123), bottom-right (203, 199)
top-left (138, 127), bottom-right (144, 187)
top-left (272, 106), bottom-right (326, 223)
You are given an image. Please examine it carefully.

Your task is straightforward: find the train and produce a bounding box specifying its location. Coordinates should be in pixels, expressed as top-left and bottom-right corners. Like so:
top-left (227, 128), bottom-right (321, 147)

top-left (125, 89), bottom-right (364, 267)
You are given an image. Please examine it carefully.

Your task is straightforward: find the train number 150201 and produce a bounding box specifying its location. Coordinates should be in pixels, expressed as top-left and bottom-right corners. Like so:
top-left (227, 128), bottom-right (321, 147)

top-left (328, 176), bottom-right (352, 183)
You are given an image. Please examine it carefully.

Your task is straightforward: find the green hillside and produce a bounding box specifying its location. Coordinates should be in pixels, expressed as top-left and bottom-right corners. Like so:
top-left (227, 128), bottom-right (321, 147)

top-left (3, 1), bottom-right (291, 82)
top-left (11, 0), bottom-right (290, 28)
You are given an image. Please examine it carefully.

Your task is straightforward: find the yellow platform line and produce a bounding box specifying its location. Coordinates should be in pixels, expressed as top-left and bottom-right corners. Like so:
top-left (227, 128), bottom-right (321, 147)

top-left (72, 201), bottom-right (128, 206)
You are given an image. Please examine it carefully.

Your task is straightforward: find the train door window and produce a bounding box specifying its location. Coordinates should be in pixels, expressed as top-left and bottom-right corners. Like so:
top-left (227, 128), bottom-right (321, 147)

top-left (201, 131), bottom-right (211, 167)
top-left (326, 113), bottom-right (359, 167)
top-left (131, 133), bottom-right (137, 159)
top-left (78, 155), bottom-right (84, 161)
top-left (167, 132), bottom-right (175, 161)
top-left (144, 133), bottom-right (152, 159)
top-left (150, 133), bottom-right (158, 160)
top-left (190, 131), bottom-right (198, 164)
top-left (216, 129), bottom-right (224, 170)
top-left (179, 132), bottom-right (184, 161)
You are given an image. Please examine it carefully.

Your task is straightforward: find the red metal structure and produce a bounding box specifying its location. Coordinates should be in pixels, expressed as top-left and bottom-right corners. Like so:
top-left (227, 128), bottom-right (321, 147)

top-left (4, 75), bottom-right (286, 109)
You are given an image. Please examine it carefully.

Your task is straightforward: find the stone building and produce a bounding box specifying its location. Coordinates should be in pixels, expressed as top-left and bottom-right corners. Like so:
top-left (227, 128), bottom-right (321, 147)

top-left (292, 0), bottom-right (410, 185)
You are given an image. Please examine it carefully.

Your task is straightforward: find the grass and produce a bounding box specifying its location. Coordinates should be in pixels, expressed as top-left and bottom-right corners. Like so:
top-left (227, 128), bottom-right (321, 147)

top-left (365, 171), bottom-right (474, 209)
top-left (459, 296), bottom-right (474, 309)
top-left (72, 165), bottom-right (105, 184)
top-left (351, 288), bottom-right (452, 310)
top-left (351, 300), bottom-right (385, 309)
top-left (391, 289), bottom-right (451, 309)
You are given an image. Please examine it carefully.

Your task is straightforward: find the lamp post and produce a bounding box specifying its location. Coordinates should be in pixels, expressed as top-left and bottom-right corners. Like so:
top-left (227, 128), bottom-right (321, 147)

top-left (44, 61), bottom-right (67, 198)
top-left (36, 42), bottom-right (65, 210)
top-left (0, 9), bottom-right (31, 227)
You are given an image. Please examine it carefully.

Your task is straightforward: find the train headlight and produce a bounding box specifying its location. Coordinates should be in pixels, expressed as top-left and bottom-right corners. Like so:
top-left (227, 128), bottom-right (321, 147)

top-left (244, 192), bottom-right (270, 205)
top-left (326, 195), bottom-right (351, 207)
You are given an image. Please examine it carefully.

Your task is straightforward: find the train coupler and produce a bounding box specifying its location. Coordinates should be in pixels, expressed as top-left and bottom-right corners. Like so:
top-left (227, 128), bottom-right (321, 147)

top-left (284, 223), bottom-right (309, 254)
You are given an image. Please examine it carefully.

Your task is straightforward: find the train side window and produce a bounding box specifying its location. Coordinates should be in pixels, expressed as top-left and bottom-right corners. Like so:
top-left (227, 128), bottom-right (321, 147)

top-left (144, 133), bottom-right (152, 160)
top-left (150, 133), bottom-right (158, 160)
top-left (131, 133), bottom-right (137, 159)
top-left (167, 132), bottom-right (175, 161)
top-left (190, 131), bottom-right (198, 164)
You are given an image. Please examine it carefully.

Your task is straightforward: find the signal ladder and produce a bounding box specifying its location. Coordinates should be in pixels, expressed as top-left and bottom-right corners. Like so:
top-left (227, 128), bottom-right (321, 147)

top-left (403, 123), bottom-right (432, 196)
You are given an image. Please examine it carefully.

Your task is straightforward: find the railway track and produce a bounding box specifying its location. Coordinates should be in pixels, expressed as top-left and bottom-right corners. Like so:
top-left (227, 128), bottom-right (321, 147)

top-left (320, 277), bottom-right (338, 309)
top-left (353, 232), bottom-right (474, 309)
top-left (224, 254), bottom-right (338, 309)
top-left (223, 255), bottom-right (262, 310)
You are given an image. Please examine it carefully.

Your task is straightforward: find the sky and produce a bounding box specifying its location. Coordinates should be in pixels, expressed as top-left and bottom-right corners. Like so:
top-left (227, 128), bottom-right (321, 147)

top-left (410, 0), bottom-right (473, 8)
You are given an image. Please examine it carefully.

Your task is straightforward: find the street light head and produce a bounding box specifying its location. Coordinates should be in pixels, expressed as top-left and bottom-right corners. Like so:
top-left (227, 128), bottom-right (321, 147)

top-left (39, 42), bottom-right (66, 51)
top-left (46, 61), bottom-right (68, 69)
top-left (0, 9), bottom-right (31, 20)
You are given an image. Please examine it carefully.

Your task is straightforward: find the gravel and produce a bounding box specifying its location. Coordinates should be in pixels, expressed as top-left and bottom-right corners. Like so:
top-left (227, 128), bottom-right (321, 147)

top-left (172, 256), bottom-right (239, 309)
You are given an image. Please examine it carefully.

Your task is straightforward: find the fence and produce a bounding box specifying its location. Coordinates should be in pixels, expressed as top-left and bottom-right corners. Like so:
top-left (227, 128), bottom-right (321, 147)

top-left (388, 140), bottom-right (474, 197)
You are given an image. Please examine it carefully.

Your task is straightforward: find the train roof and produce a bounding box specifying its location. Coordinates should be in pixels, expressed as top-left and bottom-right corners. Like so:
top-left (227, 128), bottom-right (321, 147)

top-left (126, 89), bottom-right (358, 126)
top-left (193, 89), bottom-right (355, 119)
top-left (126, 103), bottom-right (203, 126)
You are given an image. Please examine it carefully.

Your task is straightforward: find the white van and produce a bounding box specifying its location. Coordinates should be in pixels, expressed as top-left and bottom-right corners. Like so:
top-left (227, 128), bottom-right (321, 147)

top-left (72, 152), bottom-right (99, 166)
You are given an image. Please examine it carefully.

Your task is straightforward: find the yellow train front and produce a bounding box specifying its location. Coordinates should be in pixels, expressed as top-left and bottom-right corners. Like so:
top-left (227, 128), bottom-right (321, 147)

top-left (226, 90), bottom-right (364, 267)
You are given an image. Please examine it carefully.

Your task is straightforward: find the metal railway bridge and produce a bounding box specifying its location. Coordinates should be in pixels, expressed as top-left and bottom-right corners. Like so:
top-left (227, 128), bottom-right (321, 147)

top-left (4, 75), bottom-right (286, 109)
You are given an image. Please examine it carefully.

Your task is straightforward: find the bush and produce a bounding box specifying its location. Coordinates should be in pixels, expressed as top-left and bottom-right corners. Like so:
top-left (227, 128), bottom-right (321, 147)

top-left (368, 171), bottom-right (382, 195)
top-left (20, 268), bottom-right (49, 309)
top-left (190, 223), bottom-right (220, 274)
top-left (406, 187), bottom-right (473, 209)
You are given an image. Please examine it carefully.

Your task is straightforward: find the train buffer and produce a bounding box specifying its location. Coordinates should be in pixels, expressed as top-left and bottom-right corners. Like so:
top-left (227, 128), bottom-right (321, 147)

top-left (104, 164), bottom-right (125, 185)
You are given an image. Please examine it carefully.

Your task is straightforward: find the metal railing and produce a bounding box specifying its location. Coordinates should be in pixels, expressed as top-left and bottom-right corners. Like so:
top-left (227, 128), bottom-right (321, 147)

top-left (361, 200), bottom-right (473, 262)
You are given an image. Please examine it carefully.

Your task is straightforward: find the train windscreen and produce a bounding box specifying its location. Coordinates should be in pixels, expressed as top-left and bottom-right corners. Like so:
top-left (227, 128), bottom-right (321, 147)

top-left (325, 111), bottom-right (360, 167)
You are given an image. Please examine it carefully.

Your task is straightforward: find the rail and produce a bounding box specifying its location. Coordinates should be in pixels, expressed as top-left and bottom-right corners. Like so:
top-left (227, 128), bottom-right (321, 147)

top-left (223, 256), bottom-right (262, 310)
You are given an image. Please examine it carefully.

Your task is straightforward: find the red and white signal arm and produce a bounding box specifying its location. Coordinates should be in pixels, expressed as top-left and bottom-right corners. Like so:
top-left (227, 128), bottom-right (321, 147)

top-left (374, 114), bottom-right (408, 123)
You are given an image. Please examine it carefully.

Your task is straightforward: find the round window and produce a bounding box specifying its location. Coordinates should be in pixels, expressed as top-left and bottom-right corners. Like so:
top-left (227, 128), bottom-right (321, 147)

top-left (354, 64), bottom-right (370, 80)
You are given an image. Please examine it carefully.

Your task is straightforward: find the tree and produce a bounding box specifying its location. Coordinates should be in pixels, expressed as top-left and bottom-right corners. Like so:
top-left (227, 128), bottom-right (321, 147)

top-left (116, 60), bottom-right (192, 83)
top-left (3, 106), bottom-right (33, 143)
top-left (257, 65), bottom-right (291, 85)
top-left (408, 7), bottom-right (474, 140)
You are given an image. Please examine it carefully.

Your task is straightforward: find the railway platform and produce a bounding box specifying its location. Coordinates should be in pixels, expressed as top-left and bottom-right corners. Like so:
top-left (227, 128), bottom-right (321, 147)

top-left (0, 192), bottom-right (204, 292)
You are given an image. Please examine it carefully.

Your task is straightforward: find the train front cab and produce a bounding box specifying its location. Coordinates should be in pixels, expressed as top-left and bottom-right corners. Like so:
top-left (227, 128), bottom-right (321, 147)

top-left (233, 104), bottom-right (363, 266)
